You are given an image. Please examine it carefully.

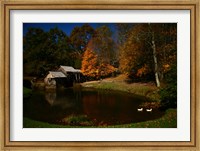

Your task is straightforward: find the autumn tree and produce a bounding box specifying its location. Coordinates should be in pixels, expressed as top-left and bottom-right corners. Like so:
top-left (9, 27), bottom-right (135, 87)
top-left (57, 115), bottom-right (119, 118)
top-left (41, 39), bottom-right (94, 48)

top-left (154, 23), bottom-right (177, 80)
top-left (119, 23), bottom-right (177, 86)
top-left (116, 23), bottom-right (134, 45)
top-left (81, 45), bottom-right (98, 78)
top-left (119, 24), bottom-right (153, 78)
top-left (81, 39), bottom-right (116, 79)
top-left (148, 23), bottom-right (177, 85)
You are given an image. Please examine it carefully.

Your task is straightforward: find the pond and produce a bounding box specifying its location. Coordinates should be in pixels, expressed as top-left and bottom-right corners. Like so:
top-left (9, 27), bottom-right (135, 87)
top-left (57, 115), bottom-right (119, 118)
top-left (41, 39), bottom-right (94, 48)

top-left (23, 88), bottom-right (165, 126)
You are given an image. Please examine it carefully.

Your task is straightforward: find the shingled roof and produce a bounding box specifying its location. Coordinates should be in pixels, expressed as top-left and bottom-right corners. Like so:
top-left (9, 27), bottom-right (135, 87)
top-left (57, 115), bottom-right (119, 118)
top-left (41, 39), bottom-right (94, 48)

top-left (60, 65), bottom-right (81, 73)
top-left (49, 71), bottom-right (66, 78)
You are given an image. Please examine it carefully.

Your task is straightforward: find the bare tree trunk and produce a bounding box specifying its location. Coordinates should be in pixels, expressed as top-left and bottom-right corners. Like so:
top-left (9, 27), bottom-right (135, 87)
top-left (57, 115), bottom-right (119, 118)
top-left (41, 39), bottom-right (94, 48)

top-left (148, 24), bottom-right (160, 87)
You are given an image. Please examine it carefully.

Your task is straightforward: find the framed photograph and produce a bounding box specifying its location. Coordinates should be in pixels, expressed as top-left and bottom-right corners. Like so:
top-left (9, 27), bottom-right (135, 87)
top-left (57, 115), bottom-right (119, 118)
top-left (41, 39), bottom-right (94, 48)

top-left (0, 0), bottom-right (199, 150)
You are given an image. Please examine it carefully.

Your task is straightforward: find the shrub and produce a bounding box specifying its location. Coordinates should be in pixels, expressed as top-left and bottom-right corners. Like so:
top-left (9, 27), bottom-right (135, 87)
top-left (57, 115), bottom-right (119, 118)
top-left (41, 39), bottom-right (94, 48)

top-left (159, 83), bottom-right (177, 109)
top-left (159, 64), bottom-right (177, 110)
top-left (23, 87), bottom-right (32, 99)
top-left (62, 115), bottom-right (94, 126)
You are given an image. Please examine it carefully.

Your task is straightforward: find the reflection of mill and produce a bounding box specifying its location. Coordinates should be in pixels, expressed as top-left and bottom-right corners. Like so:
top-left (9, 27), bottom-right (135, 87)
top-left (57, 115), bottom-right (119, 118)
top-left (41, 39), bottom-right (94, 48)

top-left (45, 91), bottom-right (77, 109)
top-left (45, 92), bottom-right (56, 106)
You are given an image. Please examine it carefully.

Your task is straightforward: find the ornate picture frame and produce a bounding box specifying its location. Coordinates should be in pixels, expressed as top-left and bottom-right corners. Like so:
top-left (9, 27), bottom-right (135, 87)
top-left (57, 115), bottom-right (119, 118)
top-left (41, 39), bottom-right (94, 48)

top-left (0, 0), bottom-right (199, 150)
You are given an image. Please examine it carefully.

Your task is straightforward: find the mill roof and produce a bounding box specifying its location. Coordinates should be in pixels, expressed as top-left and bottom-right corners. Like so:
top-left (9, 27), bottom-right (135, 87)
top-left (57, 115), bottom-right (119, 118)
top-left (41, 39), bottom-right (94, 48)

top-left (49, 71), bottom-right (66, 78)
top-left (60, 65), bottom-right (81, 73)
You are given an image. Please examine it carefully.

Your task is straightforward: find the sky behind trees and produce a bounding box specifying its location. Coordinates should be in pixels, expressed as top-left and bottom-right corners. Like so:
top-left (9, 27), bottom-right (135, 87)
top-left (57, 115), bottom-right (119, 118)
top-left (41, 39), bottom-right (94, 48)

top-left (23, 23), bottom-right (116, 36)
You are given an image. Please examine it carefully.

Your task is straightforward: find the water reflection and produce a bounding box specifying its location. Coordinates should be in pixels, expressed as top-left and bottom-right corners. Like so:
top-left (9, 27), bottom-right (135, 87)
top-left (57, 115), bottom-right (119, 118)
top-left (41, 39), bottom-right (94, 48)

top-left (45, 92), bottom-right (56, 105)
top-left (45, 91), bottom-right (76, 109)
top-left (23, 88), bottom-right (165, 126)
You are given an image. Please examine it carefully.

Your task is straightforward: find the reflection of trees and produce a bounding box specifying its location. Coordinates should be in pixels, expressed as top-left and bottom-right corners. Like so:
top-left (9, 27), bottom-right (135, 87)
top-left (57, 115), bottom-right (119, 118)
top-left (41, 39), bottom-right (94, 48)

top-left (82, 93), bottom-right (119, 118)
top-left (81, 92), bottom-right (149, 124)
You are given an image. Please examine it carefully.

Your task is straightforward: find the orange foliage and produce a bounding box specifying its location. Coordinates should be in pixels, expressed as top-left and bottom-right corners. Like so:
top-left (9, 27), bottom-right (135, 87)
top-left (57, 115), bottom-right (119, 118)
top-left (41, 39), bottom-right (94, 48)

top-left (81, 47), bottom-right (116, 79)
top-left (97, 63), bottom-right (116, 78)
top-left (136, 64), bottom-right (149, 77)
top-left (163, 64), bottom-right (170, 72)
top-left (81, 47), bottom-right (98, 78)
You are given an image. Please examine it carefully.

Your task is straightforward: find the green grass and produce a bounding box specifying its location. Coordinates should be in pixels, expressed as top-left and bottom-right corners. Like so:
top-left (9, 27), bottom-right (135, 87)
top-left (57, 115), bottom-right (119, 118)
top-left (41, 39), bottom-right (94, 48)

top-left (81, 81), bottom-right (160, 101)
top-left (23, 109), bottom-right (177, 128)
top-left (23, 87), bottom-right (32, 99)
top-left (23, 117), bottom-right (93, 128)
top-left (23, 118), bottom-right (72, 128)
top-left (109, 109), bottom-right (177, 128)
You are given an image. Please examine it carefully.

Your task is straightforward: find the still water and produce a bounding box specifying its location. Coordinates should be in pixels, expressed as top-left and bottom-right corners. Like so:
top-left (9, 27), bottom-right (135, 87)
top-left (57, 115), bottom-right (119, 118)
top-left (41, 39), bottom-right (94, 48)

top-left (23, 88), bottom-right (165, 126)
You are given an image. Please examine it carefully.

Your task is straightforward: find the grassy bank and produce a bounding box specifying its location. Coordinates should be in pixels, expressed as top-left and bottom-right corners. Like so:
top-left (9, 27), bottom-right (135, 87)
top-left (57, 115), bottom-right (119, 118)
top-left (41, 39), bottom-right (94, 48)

top-left (23, 109), bottom-right (177, 128)
top-left (81, 75), bottom-right (160, 101)
top-left (23, 87), bottom-right (32, 99)
top-left (109, 109), bottom-right (177, 128)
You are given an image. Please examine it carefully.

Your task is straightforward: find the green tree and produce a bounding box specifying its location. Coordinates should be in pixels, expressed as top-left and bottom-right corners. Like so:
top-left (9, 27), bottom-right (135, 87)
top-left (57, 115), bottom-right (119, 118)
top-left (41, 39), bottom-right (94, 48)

top-left (70, 24), bottom-right (95, 54)
top-left (91, 25), bottom-right (116, 65)
top-left (46, 27), bottom-right (73, 65)
top-left (23, 28), bottom-right (48, 76)
top-left (23, 27), bottom-right (74, 77)
top-left (70, 24), bottom-right (95, 68)
top-left (159, 63), bottom-right (177, 109)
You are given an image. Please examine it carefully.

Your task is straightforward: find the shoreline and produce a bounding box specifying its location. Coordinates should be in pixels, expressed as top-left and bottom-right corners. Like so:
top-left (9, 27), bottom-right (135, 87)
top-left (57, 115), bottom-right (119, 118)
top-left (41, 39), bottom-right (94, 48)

top-left (80, 78), bottom-right (160, 102)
